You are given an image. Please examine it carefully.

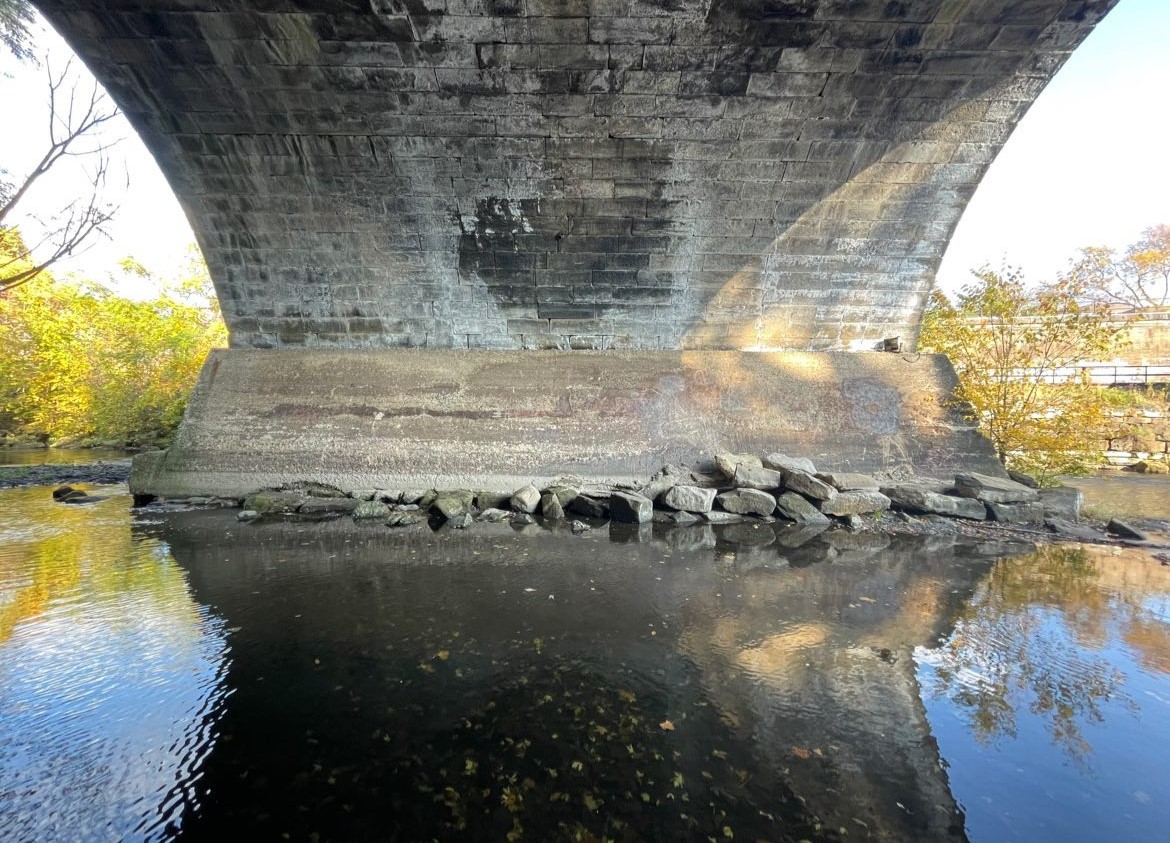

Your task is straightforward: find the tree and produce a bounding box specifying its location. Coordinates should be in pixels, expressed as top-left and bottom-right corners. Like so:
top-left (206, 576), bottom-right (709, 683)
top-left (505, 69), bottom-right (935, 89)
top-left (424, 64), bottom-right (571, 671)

top-left (1067, 224), bottom-right (1170, 311)
top-left (0, 0), bottom-right (33, 62)
top-left (0, 58), bottom-right (120, 292)
top-left (919, 268), bottom-right (1130, 479)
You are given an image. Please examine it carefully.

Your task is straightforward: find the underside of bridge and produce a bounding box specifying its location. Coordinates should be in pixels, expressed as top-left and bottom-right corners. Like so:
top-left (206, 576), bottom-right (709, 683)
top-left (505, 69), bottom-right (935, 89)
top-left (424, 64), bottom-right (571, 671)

top-left (38, 0), bottom-right (1117, 492)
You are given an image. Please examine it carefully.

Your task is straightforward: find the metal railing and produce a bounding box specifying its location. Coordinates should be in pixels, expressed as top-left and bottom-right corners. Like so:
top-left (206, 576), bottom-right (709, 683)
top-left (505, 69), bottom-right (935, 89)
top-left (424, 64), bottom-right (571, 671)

top-left (1010, 365), bottom-right (1170, 385)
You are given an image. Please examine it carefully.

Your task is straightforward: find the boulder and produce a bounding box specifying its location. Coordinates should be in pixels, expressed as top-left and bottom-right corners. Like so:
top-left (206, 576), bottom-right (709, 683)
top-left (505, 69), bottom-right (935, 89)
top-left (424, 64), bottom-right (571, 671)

top-left (816, 472), bottom-right (879, 492)
top-left (1046, 518), bottom-right (1105, 542)
top-left (540, 491), bottom-right (566, 520)
top-left (609, 491), bottom-right (654, 524)
top-left (763, 453), bottom-right (817, 475)
top-left (299, 497), bottom-right (360, 515)
top-left (733, 463), bottom-right (784, 490)
top-left (1039, 486), bottom-right (1084, 521)
top-left (820, 490), bottom-right (891, 517)
top-left (474, 491), bottom-right (511, 510)
top-left (568, 494), bottom-right (609, 518)
top-left (717, 488), bottom-right (777, 516)
top-left (666, 510), bottom-right (702, 525)
top-left (882, 484), bottom-right (987, 520)
top-left (283, 481), bottom-right (347, 498)
top-left (1007, 470), bottom-right (1040, 489)
top-left (953, 472), bottom-right (1039, 504)
top-left (237, 510), bottom-right (259, 521)
top-left (477, 507), bottom-right (512, 523)
top-left (445, 512), bottom-right (474, 529)
top-left (400, 490), bottom-right (430, 505)
top-left (386, 510), bottom-right (428, 528)
top-left (543, 484), bottom-right (579, 507)
top-left (704, 510), bottom-right (745, 524)
top-left (774, 491), bottom-right (831, 526)
top-left (715, 452), bottom-right (762, 479)
top-left (663, 485), bottom-right (718, 513)
top-left (348, 489), bottom-right (378, 501)
top-left (511, 512), bottom-right (537, 526)
top-left (986, 501), bottom-right (1045, 526)
top-left (352, 500), bottom-right (391, 520)
top-left (781, 470), bottom-right (838, 502)
top-left (433, 490), bottom-right (474, 520)
top-left (570, 519), bottom-right (591, 534)
top-left (1107, 518), bottom-right (1148, 541)
top-left (1126, 460), bottom-right (1169, 474)
top-left (510, 484), bottom-right (542, 513)
top-left (243, 491), bottom-right (305, 515)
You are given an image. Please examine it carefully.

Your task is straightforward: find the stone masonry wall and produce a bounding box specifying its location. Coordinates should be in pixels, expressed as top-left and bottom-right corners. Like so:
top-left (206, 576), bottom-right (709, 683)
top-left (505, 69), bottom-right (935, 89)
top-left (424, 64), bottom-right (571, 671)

top-left (41, 0), bottom-right (1117, 350)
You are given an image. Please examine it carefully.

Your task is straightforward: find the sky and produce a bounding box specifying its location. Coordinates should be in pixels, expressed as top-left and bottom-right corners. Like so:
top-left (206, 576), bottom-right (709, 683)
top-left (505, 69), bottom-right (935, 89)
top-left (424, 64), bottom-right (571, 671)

top-left (1, 0), bottom-right (1168, 299)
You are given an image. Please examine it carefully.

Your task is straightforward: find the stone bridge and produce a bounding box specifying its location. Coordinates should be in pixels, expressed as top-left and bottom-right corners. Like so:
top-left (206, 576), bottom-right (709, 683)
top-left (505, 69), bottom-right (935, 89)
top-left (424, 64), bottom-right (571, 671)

top-left (37, 0), bottom-right (1118, 494)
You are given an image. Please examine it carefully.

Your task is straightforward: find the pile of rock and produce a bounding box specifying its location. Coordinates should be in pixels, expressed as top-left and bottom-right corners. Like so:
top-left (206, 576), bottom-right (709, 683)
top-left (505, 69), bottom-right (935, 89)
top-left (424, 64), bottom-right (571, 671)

top-left (231, 453), bottom-right (1082, 536)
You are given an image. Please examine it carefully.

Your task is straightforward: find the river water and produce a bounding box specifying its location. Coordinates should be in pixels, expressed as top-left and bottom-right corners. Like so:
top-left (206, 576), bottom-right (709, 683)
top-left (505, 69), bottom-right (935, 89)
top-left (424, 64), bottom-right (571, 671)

top-left (1, 476), bottom-right (1169, 843)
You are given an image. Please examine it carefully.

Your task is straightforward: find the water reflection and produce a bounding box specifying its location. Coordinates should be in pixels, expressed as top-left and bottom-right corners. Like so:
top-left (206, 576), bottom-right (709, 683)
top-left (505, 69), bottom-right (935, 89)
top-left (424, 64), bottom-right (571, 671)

top-left (0, 488), bottom-right (228, 842)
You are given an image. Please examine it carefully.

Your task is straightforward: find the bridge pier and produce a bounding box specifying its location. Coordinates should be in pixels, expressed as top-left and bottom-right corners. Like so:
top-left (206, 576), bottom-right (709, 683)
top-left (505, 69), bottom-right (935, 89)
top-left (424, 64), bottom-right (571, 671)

top-left (131, 349), bottom-right (1001, 498)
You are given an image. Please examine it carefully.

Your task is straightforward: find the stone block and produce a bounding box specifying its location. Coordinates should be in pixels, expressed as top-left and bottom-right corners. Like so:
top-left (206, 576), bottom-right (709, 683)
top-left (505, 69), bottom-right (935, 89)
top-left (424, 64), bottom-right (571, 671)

top-left (775, 491), bottom-right (831, 526)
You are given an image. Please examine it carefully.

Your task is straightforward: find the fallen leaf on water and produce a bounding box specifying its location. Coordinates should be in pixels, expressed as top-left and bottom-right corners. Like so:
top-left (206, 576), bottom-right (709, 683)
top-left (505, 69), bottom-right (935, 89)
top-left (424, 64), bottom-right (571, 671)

top-left (436, 650), bottom-right (450, 661)
top-left (791, 746), bottom-right (810, 759)
top-left (659, 720), bottom-right (675, 731)
top-left (618, 689), bottom-right (637, 703)
top-left (859, 596), bottom-right (876, 603)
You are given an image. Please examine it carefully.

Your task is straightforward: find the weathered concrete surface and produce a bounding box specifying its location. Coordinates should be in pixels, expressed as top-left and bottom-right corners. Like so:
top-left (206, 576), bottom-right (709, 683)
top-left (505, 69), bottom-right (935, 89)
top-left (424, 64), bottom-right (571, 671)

top-left (131, 348), bottom-right (1003, 497)
top-left (41, 0), bottom-right (1117, 352)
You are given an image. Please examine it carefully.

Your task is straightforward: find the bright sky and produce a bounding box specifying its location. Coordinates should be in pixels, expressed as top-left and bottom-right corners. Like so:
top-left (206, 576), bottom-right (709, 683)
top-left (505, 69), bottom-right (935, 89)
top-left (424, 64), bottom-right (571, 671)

top-left (1, 0), bottom-right (1168, 298)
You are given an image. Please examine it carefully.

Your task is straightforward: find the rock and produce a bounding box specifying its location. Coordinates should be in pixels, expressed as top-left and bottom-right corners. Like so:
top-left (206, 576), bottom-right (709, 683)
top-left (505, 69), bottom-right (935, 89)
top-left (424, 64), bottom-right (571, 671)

top-left (953, 472), bottom-right (1039, 503)
top-left (394, 503), bottom-right (420, 512)
top-left (1007, 470), bottom-right (1040, 489)
top-left (243, 491), bottom-right (305, 515)
top-left (715, 452), bottom-right (762, 479)
top-left (774, 491), bottom-right (832, 526)
top-left (820, 490), bottom-right (891, 517)
top-left (400, 490), bottom-right (430, 505)
top-left (763, 453), bottom-right (817, 474)
top-left (510, 484), bottom-right (542, 513)
top-left (352, 500), bottom-right (391, 520)
top-left (609, 491), bottom-right (654, 523)
top-left (815, 472), bottom-right (879, 491)
top-left (1126, 460), bottom-right (1169, 474)
top-left (716, 488), bottom-right (776, 516)
top-left (237, 509), bottom-right (259, 521)
top-left (986, 501), bottom-right (1045, 525)
top-left (570, 519), bottom-right (591, 534)
top-left (733, 463), bottom-right (785, 490)
top-left (417, 490), bottom-right (438, 510)
top-left (299, 497), bottom-right (360, 515)
top-left (433, 490), bottom-right (474, 520)
top-left (882, 484), bottom-right (987, 520)
top-left (1107, 518), bottom-right (1148, 541)
top-left (349, 489), bottom-right (378, 501)
top-left (780, 469), bottom-right (837, 502)
top-left (1039, 486), bottom-right (1084, 521)
top-left (845, 515), bottom-right (865, 531)
top-left (283, 481), bottom-right (348, 498)
top-left (511, 512), bottom-right (537, 526)
top-left (667, 510), bottom-right (701, 525)
top-left (446, 512), bottom-right (474, 529)
top-left (640, 471), bottom-right (680, 501)
top-left (567, 494), bottom-right (609, 519)
top-left (386, 510), bottom-right (428, 528)
top-left (543, 484), bottom-right (579, 507)
top-left (52, 485), bottom-right (80, 501)
top-left (477, 507), bottom-right (512, 523)
top-left (662, 485), bottom-right (718, 513)
top-left (1046, 517), bottom-right (1105, 542)
top-left (704, 510), bottom-right (744, 524)
top-left (374, 490), bottom-right (401, 504)
top-left (475, 491), bottom-right (511, 510)
top-left (540, 492), bottom-right (566, 520)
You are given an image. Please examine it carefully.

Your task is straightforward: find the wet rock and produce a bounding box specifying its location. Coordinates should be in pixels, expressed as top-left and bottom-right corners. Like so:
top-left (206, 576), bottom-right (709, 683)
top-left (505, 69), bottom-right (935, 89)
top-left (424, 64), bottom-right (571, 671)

top-left (511, 512), bottom-right (536, 526)
top-left (446, 512), bottom-right (474, 529)
top-left (283, 481), bottom-right (348, 498)
top-left (1126, 460), bottom-right (1169, 474)
top-left (716, 488), bottom-right (776, 516)
top-left (475, 490), bottom-right (511, 510)
top-left (299, 497), bottom-right (360, 515)
top-left (775, 491), bottom-right (831, 526)
top-left (639, 470), bottom-right (680, 501)
top-left (820, 490), bottom-right (891, 517)
top-left (570, 519), bottom-right (591, 534)
top-left (882, 484), bottom-right (987, 520)
top-left (715, 452), bottom-right (762, 479)
top-left (433, 490), bottom-right (474, 520)
top-left (986, 501), bottom-right (1045, 526)
top-left (567, 494), bottom-right (609, 518)
top-left (386, 510), bottom-right (428, 528)
top-left (353, 500), bottom-right (391, 520)
top-left (609, 491), bottom-right (654, 524)
top-left (243, 491), bottom-right (305, 515)
top-left (816, 471), bottom-right (879, 491)
top-left (763, 453), bottom-right (817, 475)
top-left (543, 484), bottom-right (579, 508)
top-left (704, 510), bottom-right (744, 524)
top-left (477, 507), bottom-right (512, 523)
top-left (953, 471), bottom-right (1039, 504)
top-left (540, 491), bottom-right (566, 520)
top-left (400, 490), bottom-right (430, 505)
top-left (52, 485), bottom-right (85, 502)
top-left (1107, 518), bottom-right (1148, 541)
top-left (237, 509), bottom-right (259, 521)
top-left (733, 463), bottom-right (784, 490)
top-left (349, 489), bottom-right (378, 501)
top-left (662, 484), bottom-right (717, 513)
top-left (666, 509), bottom-right (701, 525)
top-left (1039, 486), bottom-right (1084, 521)
top-left (510, 484), bottom-right (541, 514)
top-left (780, 469), bottom-right (837, 502)
top-left (417, 490), bottom-right (438, 510)
top-left (1046, 517), bottom-right (1106, 541)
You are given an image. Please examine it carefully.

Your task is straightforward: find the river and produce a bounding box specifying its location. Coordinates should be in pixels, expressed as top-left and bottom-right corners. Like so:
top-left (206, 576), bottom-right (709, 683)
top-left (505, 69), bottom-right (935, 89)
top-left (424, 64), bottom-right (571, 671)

top-left (1, 467), bottom-right (1169, 842)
